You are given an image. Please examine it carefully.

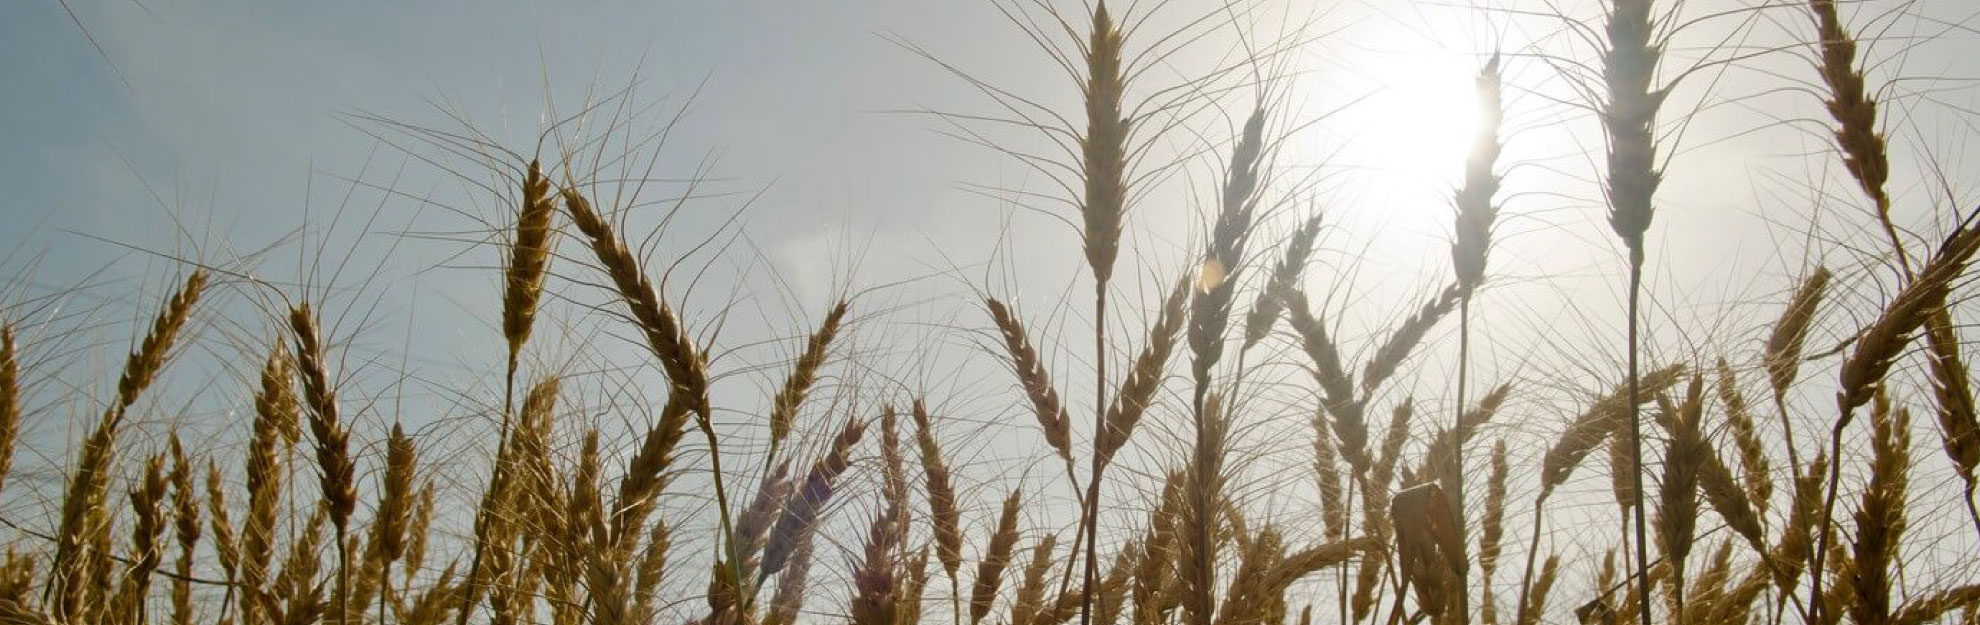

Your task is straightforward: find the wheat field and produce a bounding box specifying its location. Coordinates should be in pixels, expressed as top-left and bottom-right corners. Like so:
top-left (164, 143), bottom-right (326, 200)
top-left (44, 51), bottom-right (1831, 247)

top-left (3, 0), bottom-right (1980, 624)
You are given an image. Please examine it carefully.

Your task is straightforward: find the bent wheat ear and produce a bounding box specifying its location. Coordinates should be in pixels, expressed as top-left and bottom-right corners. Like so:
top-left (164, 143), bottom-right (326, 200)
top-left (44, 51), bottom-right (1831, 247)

top-left (987, 298), bottom-right (1074, 467)
top-left (1808, 0), bottom-right (1901, 261)
top-left (561, 187), bottom-right (709, 415)
top-left (51, 270), bottom-right (205, 623)
top-left (1242, 212), bottom-right (1323, 351)
top-left (1538, 364), bottom-right (1685, 499)
top-left (1098, 276), bottom-right (1190, 467)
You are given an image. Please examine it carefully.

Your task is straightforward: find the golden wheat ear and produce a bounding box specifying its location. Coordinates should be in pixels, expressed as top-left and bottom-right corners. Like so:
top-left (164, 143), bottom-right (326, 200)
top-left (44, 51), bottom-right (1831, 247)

top-left (972, 490), bottom-right (1023, 625)
top-left (50, 269), bottom-right (205, 624)
top-left (768, 299), bottom-right (850, 459)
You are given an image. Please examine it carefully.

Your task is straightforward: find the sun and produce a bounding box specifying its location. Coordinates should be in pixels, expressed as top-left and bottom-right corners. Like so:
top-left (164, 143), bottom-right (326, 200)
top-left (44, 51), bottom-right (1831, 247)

top-left (1294, 12), bottom-right (1507, 252)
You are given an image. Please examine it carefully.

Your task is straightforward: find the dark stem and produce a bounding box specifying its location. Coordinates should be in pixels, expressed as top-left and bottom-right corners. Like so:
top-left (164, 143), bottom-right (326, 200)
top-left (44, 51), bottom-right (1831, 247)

top-left (1628, 259), bottom-right (1650, 625)
top-left (1454, 296), bottom-right (1471, 622)
top-left (1810, 418), bottom-right (1849, 624)
top-left (1511, 498), bottom-right (1546, 625)
top-left (454, 358), bottom-right (520, 625)
top-left (1079, 284), bottom-right (1108, 625)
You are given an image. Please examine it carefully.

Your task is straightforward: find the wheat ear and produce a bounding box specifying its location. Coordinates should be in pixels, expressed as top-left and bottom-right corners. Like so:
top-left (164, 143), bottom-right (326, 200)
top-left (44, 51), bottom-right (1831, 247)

top-left (972, 490), bottom-right (1023, 625)
top-left (1242, 212), bottom-right (1323, 352)
top-left (986, 298), bottom-right (1077, 476)
top-left (49, 269), bottom-right (204, 623)
top-left (1814, 215), bottom-right (1980, 621)
top-left (769, 300), bottom-right (849, 460)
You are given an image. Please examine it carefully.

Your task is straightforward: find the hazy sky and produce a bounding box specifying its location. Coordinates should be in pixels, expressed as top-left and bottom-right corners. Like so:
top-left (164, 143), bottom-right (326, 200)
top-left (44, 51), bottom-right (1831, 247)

top-left (5, 0), bottom-right (1980, 566)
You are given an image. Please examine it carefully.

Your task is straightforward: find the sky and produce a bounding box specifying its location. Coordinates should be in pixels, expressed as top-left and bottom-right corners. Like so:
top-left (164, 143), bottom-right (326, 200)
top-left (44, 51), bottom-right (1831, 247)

top-left (6, 0), bottom-right (1980, 609)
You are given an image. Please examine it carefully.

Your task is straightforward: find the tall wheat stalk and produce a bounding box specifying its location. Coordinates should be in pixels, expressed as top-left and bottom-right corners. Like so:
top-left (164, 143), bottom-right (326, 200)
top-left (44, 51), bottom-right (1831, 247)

top-left (1599, 0), bottom-right (1666, 621)
top-left (1076, 4), bottom-right (1130, 623)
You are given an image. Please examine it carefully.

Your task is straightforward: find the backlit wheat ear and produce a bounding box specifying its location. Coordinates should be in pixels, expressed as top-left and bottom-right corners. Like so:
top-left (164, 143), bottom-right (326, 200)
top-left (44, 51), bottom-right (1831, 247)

top-left (1079, 1), bottom-right (1128, 286)
top-left (1519, 364), bottom-right (1681, 625)
top-left (1311, 407), bottom-right (1348, 542)
top-left (503, 159), bottom-right (557, 367)
top-left (763, 528), bottom-right (813, 625)
top-left (114, 452), bottom-right (169, 624)
top-left (287, 304), bottom-right (357, 534)
top-left (1362, 284), bottom-right (1460, 394)
top-left (203, 462), bottom-right (241, 621)
top-left (1538, 365), bottom-right (1685, 500)
top-left (613, 386), bottom-right (689, 554)
top-left (1480, 439), bottom-right (1510, 624)
top-left (242, 344), bottom-right (293, 625)
top-left (1097, 276), bottom-right (1190, 467)
top-left (1807, 0), bottom-right (1903, 266)
top-left (1453, 53), bottom-right (1504, 298)
top-left (1189, 106), bottom-right (1267, 393)
top-left (50, 269), bottom-right (205, 624)
top-left (1654, 378), bottom-right (1704, 622)
top-left (724, 462), bottom-right (791, 595)
top-left (972, 490), bottom-right (1023, 625)
top-left (770, 299), bottom-right (850, 457)
top-left (850, 505), bottom-right (907, 625)
top-left (1516, 554), bottom-right (1561, 625)
top-left (1600, 0), bottom-right (1668, 619)
top-left (1282, 288), bottom-right (1367, 472)
top-left (986, 298), bottom-right (1075, 470)
top-left (1179, 393), bottom-right (1228, 625)
top-left (1011, 534), bottom-right (1059, 625)
top-left (901, 548), bottom-right (933, 625)
top-left (1676, 384), bottom-right (1770, 561)
top-left (1133, 472), bottom-right (1183, 625)
top-left (1712, 359), bottom-right (1773, 508)
top-left (762, 417), bottom-right (865, 580)
top-left (1848, 396), bottom-right (1909, 625)
top-left (1814, 217), bottom-right (1980, 618)
top-left (1242, 212), bottom-right (1323, 351)
top-left (1893, 585), bottom-right (1980, 625)
top-left (1924, 309), bottom-right (1980, 501)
